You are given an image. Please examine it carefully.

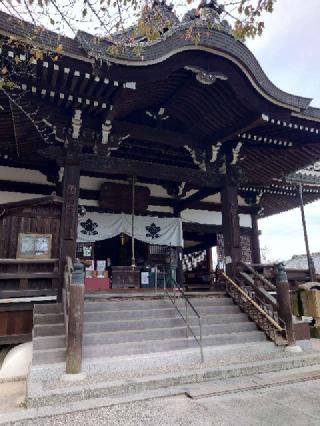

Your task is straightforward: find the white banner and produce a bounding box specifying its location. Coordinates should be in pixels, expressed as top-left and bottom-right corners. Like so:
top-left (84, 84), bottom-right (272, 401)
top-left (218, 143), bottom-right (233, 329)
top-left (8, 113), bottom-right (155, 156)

top-left (77, 212), bottom-right (183, 247)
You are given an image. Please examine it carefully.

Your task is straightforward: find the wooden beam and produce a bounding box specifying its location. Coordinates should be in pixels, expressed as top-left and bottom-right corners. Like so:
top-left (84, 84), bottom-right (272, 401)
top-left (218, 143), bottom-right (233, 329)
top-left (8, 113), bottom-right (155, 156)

top-left (41, 147), bottom-right (224, 189)
top-left (81, 156), bottom-right (223, 188)
top-left (176, 188), bottom-right (219, 213)
top-left (112, 120), bottom-right (203, 149)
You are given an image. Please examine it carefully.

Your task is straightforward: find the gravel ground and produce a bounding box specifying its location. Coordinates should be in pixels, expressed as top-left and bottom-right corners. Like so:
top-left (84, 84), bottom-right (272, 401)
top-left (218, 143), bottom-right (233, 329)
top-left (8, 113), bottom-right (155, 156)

top-left (10, 378), bottom-right (320, 426)
top-left (0, 381), bottom-right (25, 413)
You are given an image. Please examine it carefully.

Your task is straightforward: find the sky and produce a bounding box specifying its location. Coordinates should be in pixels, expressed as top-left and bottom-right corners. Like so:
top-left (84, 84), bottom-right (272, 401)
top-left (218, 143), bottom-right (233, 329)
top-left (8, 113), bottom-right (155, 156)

top-left (245, 0), bottom-right (320, 262)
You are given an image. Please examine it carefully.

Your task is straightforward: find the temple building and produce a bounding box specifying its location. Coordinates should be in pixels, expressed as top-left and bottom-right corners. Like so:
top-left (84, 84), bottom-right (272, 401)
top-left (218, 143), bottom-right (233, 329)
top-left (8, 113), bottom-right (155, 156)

top-left (0, 1), bottom-right (320, 400)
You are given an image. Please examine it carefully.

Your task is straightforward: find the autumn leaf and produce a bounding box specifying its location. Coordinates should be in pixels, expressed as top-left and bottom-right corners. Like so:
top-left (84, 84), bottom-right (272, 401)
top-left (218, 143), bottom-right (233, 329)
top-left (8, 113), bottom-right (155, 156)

top-left (55, 44), bottom-right (63, 54)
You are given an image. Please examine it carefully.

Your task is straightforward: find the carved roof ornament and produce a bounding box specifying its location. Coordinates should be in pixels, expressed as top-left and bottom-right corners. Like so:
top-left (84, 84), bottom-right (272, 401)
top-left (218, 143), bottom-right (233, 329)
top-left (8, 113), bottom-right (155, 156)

top-left (184, 145), bottom-right (207, 171)
top-left (115, 0), bottom-right (179, 43)
top-left (71, 109), bottom-right (82, 140)
top-left (145, 107), bottom-right (170, 121)
top-left (198, 0), bottom-right (224, 22)
top-left (231, 142), bottom-right (243, 165)
top-left (102, 120), bottom-right (112, 145)
top-left (210, 142), bottom-right (222, 163)
top-left (182, 0), bottom-right (232, 33)
top-left (146, 0), bottom-right (179, 29)
top-left (184, 66), bottom-right (228, 85)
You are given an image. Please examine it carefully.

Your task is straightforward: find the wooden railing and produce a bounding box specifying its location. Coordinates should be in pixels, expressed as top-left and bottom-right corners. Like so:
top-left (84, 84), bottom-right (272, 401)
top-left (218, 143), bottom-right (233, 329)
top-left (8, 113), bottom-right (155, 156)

top-left (238, 261), bottom-right (276, 291)
top-left (223, 272), bottom-right (288, 345)
top-left (0, 258), bottom-right (59, 298)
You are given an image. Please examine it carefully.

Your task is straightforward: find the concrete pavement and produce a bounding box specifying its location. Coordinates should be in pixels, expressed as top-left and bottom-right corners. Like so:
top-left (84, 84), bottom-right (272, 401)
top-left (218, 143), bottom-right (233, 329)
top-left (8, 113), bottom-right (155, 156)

top-left (5, 372), bottom-right (320, 425)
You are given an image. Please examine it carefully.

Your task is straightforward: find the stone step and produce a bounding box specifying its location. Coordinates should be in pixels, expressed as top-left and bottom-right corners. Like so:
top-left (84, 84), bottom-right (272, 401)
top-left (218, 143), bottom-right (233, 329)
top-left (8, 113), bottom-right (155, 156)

top-left (32, 347), bottom-right (65, 365)
top-left (33, 321), bottom-right (259, 349)
top-left (33, 313), bottom-right (64, 326)
top-left (32, 330), bottom-right (265, 365)
top-left (84, 304), bottom-right (241, 322)
top-left (84, 297), bottom-right (233, 312)
top-left (26, 352), bottom-right (320, 408)
top-left (83, 313), bottom-right (249, 332)
top-left (33, 311), bottom-right (250, 337)
top-left (83, 331), bottom-right (266, 359)
top-left (34, 323), bottom-right (65, 337)
top-left (34, 303), bottom-right (63, 315)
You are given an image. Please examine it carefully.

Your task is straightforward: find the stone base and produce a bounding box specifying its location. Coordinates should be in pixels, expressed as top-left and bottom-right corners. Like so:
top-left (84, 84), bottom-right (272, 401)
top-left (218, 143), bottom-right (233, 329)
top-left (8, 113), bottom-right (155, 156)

top-left (285, 345), bottom-right (303, 353)
top-left (61, 372), bottom-right (87, 383)
top-left (310, 326), bottom-right (320, 338)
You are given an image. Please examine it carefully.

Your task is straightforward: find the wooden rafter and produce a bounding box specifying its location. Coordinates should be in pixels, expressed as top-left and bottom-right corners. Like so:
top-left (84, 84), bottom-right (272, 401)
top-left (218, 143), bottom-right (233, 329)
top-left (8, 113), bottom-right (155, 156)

top-left (205, 114), bottom-right (265, 145)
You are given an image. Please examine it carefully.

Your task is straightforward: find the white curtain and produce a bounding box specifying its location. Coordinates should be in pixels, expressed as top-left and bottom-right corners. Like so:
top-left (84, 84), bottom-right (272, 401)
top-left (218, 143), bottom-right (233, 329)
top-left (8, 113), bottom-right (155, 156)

top-left (77, 212), bottom-right (183, 247)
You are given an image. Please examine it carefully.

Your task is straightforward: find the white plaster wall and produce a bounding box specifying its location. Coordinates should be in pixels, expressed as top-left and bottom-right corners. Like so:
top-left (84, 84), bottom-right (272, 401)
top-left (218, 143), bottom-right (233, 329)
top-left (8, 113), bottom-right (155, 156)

top-left (181, 209), bottom-right (222, 225)
top-left (239, 213), bottom-right (252, 228)
top-left (147, 205), bottom-right (173, 213)
top-left (0, 191), bottom-right (43, 204)
top-left (202, 193), bottom-right (221, 203)
top-left (202, 193), bottom-right (249, 206)
top-left (0, 166), bottom-right (53, 185)
top-left (180, 189), bottom-right (198, 200)
top-left (181, 209), bottom-right (252, 228)
top-left (78, 198), bottom-right (99, 207)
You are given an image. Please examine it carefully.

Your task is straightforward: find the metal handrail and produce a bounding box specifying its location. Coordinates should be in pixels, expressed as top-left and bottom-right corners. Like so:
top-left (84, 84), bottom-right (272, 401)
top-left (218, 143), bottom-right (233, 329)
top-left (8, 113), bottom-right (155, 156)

top-left (222, 272), bottom-right (284, 332)
top-left (164, 272), bottom-right (204, 363)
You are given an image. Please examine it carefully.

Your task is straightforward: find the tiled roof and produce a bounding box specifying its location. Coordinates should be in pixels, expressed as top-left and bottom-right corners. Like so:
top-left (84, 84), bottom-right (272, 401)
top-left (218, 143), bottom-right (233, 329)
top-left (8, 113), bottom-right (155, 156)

top-left (285, 254), bottom-right (320, 274)
top-left (0, 8), bottom-right (314, 113)
top-left (288, 162), bottom-right (320, 186)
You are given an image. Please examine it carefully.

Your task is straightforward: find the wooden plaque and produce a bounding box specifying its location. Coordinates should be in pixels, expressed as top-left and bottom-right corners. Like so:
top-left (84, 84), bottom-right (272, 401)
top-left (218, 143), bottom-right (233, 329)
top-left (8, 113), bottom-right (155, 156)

top-left (17, 233), bottom-right (52, 259)
top-left (99, 182), bottom-right (150, 211)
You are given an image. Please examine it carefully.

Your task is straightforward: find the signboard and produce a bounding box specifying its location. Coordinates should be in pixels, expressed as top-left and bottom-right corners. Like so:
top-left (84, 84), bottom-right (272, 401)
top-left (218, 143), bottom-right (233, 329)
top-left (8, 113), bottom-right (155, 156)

top-left (141, 272), bottom-right (149, 285)
top-left (17, 233), bottom-right (52, 259)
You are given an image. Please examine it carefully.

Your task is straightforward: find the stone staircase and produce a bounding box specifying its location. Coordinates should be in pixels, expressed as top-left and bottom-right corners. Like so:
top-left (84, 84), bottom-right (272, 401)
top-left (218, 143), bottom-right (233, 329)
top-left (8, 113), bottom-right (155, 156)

top-left (32, 295), bottom-right (266, 365)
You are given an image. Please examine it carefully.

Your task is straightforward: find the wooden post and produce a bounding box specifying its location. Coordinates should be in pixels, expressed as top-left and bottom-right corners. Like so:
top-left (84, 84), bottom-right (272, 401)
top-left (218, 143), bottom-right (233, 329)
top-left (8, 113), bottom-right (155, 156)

top-left (66, 261), bottom-right (85, 374)
top-left (276, 263), bottom-right (295, 345)
top-left (176, 246), bottom-right (184, 288)
top-left (58, 158), bottom-right (80, 301)
top-left (251, 210), bottom-right (261, 264)
top-left (298, 183), bottom-right (316, 282)
top-left (221, 166), bottom-right (241, 278)
top-left (206, 247), bottom-right (213, 273)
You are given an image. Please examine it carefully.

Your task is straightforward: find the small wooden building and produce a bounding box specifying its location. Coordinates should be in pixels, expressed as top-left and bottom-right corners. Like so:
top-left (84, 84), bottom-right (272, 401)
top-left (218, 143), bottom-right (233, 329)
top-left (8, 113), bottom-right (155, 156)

top-left (0, 196), bottom-right (61, 343)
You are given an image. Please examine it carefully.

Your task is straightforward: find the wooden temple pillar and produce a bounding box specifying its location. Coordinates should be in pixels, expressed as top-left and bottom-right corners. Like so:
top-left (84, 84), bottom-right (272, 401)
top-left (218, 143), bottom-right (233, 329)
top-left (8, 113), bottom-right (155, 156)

top-left (206, 247), bottom-right (213, 273)
top-left (58, 156), bottom-right (81, 301)
top-left (251, 209), bottom-right (261, 264)
top-left (176, 246), bottom-right (184, 288)
top-left (221, 166), bottom-right (241, 278)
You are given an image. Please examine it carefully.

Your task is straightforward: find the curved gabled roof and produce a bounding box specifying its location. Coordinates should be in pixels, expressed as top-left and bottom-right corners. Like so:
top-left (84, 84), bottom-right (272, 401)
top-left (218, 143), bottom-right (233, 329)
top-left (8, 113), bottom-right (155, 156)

top-left (77, 22), bottom-right (312, 112)
top-left (0, 9), bottom-right (315, 115)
